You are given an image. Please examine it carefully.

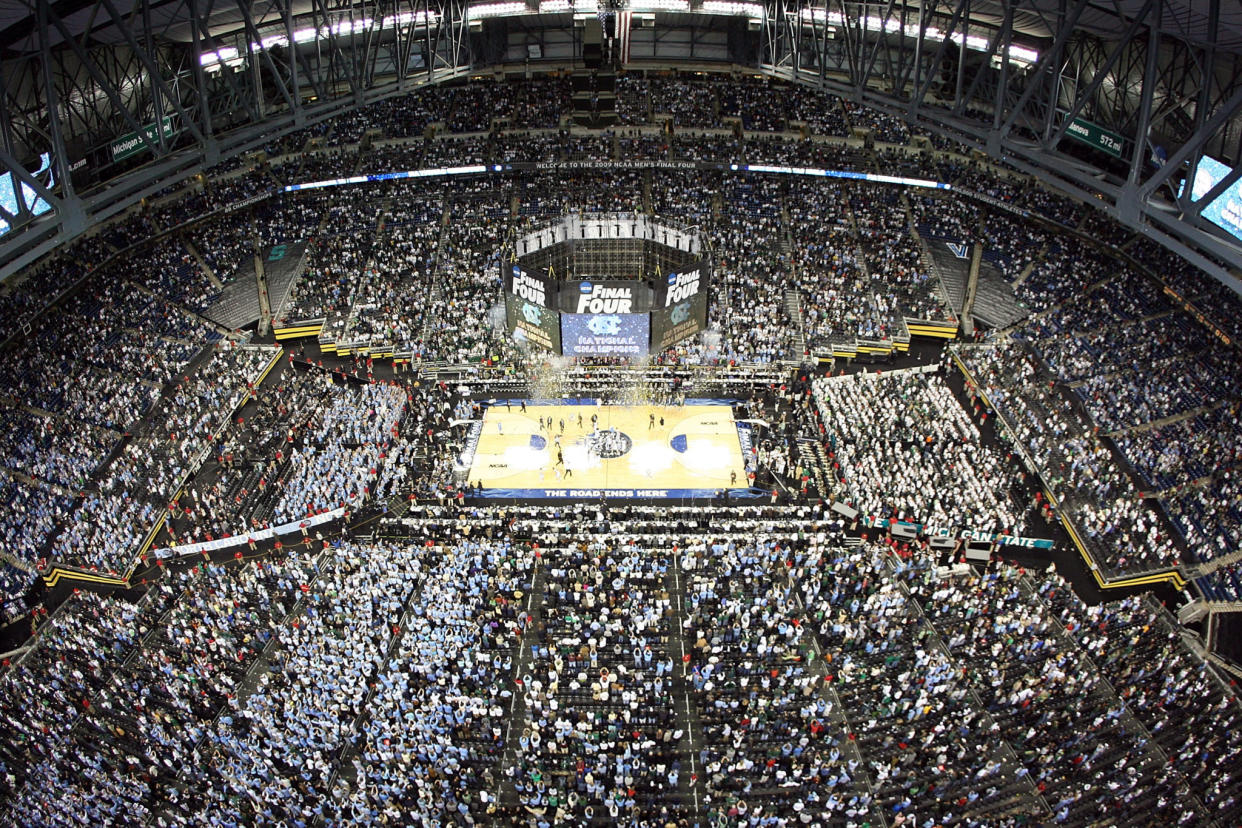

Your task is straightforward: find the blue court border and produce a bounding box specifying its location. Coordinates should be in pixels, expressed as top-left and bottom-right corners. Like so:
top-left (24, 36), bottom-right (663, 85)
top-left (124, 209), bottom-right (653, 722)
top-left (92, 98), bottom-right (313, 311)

top-left (474, 487), bottom-right (768, 500)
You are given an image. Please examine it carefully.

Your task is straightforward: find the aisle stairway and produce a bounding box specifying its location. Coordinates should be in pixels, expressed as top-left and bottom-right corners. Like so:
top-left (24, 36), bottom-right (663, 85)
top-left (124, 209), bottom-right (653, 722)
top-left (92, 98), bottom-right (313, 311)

top-left (784, 288), bottom-right (807, 362)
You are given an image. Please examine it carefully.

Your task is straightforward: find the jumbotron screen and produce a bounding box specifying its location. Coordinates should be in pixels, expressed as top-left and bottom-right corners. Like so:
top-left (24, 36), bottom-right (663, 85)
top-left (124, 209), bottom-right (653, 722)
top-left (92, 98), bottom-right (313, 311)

top-left (651, 291), bottom-right (708, 351)
top-left (560, 313), bottom-right (650, 356)
top-left (1182, 155), bottom-right (1242, 243)
top-left (505, 294), bottom-right (562, 353)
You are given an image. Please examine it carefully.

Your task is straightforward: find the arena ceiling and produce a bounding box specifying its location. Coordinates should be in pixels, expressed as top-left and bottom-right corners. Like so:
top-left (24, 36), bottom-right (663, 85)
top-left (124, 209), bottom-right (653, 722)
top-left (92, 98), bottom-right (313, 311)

top-left (2, 0), bottom-right (1239, 53)
top-left (954, 0), bottom-right (1242, 51)
top-left (0, 0), bottom-right (1238, 290)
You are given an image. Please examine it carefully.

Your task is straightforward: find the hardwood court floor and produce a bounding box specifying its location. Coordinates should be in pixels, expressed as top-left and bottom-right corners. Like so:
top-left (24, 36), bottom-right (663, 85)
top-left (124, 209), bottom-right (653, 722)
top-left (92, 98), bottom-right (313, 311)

top-left (469, 403), bottom-right (747, 493)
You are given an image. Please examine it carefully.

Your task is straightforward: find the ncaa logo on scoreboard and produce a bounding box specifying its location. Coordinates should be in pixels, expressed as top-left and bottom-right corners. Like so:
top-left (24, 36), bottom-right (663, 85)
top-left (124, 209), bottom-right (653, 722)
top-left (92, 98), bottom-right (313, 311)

top-left (576, 281), bottom-right (634, 313)
top-left (664, 269), bottom-right (700, 306)
top-left (512, 267), bottom-right (547, 307)
top-left (586, 315), bottom-right (623, 336)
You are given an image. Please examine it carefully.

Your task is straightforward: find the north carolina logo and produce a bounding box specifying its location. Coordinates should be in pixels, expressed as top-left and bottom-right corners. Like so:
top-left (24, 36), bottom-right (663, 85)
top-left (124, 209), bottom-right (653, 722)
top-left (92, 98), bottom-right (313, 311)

top-left (670, 301), bottom-right (691, 324)
top-left (587, 315), bottom-right (622, 335)
top-left (522, 302), bottom-right (543, 324)
top-left (588, 429), bottom-right (633, 459)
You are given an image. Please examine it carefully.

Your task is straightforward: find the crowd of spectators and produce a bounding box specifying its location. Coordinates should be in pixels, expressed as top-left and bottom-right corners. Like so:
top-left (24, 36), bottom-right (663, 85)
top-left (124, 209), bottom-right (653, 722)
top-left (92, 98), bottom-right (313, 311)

top-left (1168, 471), bottom-right (1242, 586)
top-left (1114, 404), bottom-right (1242, 492)
top-left (615, 75), bottom-right (651, 125)
top-left (0, 272), bottom-right (227, 577)
top-left (787, 177), bottom-right (947, 345)
top-left (957, 218), bottom-right (1242, 585)
top-left (0, 480), bottom-right (68, 602)
top-left (169, 364), bottom-right (334, 546)
top-left (504, 538), bottom-right (689, 823)
top-left (842, 100), bottom-right (909, 144)
top-left (185, 220), bottom-right (255, 286)
top-left (418, 191), bottom-right (506, 364)
top-left (812, 368), bottom-right (1028, 534)
top-left (339, 197), bottom-right (444, 351)
top-left (4, 498), bottom-right (1241, 824)
top-left (650, 76), bottom-right (720, 128)
top-left (51, 344), bottom-right (278, 574)
top-left (900, 554), bottom-right (1226, 824)
top-left (4, 68), bottom-right (1242, 765)
top-left (690, 533), bottom-right (880, 823)
top-left (338, 535), bottom-right (527, 822)
top-left (708, 176), bottom-right (797, 364)
top-left (281, 230), bottom-right (374, 325)
top-left (787, 180), bottom-right (873, 347)
top-left (1046, 580), bottom-right (1242, 821)
top-left (192, 539), bottom-right (419, 824)
top-left (719, 78), bottom-right (796, 132)
top-left (1, 553), bottom-right (316, 825)
top-left (956, 340), bottom-right (1183, 577)
top-left (851, 188), bottom-right (946, 323)
top-left (270, 380), bottom-right (407, 524)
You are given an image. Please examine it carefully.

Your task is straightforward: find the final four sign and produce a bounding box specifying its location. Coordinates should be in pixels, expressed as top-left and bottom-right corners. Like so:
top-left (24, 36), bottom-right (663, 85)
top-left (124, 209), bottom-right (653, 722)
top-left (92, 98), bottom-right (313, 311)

top-left (506, 266), bottom-right (552, 308)
top-left (511, 267), bottom-right (548, 306)
top-left (663, 269), bottom-right (701, 306)
top-left (576, 282), bottom-right (636, 314)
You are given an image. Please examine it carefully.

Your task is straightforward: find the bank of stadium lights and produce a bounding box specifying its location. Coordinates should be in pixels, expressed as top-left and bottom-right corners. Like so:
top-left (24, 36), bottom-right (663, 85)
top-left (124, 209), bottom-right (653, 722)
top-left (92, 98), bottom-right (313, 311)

top-left (699, 1), bottom-right (764, 16)
top-left (524, 0), bottom-right (747, 16)
top-left (796, 7), bottom-right (1038, 66)
top-left (199, 10), bottom-right (438, 70)
top-left (467, 1), bottom-right (528, 17)
top-left (536, 0), bottom-right (690, 11)
top-left (200, 46), bottom-right (244, 70)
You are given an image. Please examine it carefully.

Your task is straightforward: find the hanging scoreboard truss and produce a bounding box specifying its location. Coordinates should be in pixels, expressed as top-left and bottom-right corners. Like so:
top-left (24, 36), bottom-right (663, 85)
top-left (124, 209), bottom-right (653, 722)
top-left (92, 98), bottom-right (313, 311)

top-left (503, 213), bottom-right (710, 357)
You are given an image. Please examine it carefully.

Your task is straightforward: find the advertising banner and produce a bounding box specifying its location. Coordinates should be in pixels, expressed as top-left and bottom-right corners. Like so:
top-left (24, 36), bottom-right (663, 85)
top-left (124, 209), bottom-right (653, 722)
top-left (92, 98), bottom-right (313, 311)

top-left (111, 116), bottom-right (177, 162)
top-left (151, 508), bottom-right (345, 559)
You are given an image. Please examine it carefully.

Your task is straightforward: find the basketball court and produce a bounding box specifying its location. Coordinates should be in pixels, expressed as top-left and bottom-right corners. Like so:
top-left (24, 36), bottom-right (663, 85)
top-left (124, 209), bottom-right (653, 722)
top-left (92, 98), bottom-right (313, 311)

top-left (467, 401), bottom-right (752, 498)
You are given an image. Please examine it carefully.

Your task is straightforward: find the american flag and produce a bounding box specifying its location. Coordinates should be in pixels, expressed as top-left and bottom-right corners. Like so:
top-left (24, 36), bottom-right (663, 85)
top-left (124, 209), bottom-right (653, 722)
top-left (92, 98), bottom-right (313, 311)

top-left (616, 10), bottom-right (632, 65)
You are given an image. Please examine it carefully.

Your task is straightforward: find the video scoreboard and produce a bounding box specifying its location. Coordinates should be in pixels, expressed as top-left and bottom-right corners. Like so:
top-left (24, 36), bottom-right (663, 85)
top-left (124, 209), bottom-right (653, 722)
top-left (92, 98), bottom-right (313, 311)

top-left (503, 265), bottom-right (708, 357)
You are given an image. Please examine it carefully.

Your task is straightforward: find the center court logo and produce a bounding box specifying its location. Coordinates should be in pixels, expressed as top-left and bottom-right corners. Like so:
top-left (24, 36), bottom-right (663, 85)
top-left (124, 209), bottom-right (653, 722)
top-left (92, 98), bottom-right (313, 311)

top-left (588, 429), bottom-right (633, 459)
